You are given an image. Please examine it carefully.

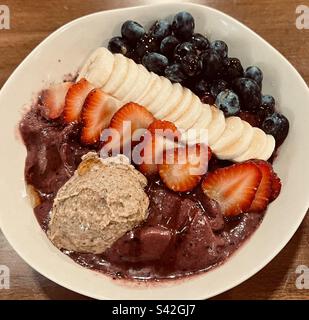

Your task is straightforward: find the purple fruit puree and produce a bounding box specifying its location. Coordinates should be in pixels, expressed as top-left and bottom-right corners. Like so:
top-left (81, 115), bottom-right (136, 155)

top-left (19, 106), bottom-right (263, 280)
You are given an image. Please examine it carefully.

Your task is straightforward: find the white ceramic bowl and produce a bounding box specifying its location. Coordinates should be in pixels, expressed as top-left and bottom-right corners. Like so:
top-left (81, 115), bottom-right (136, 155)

top-left (0, 2), bottom-right (308, 300)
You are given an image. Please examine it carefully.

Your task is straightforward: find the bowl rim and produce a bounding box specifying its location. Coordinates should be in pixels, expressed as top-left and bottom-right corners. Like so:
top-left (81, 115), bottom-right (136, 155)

top-left (0, 1), bottom-right (308, 300)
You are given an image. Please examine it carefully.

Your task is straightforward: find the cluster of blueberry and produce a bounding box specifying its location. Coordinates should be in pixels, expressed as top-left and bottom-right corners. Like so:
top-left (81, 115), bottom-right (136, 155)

top-left (108, 11), bottom-right (289, 147)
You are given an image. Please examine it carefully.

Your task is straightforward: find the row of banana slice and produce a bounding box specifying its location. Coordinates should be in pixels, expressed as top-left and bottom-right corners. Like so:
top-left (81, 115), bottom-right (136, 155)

top-left (78, 47), bottom-right (275, 162)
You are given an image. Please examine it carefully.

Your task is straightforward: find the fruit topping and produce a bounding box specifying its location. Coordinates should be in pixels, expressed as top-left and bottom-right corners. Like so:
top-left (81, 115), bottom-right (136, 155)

top-left (215, 89), bottom-right (240, 116)
top-left (149, 19), bottom-right (172, 41)
top-left (108, 36), bottom-right (130, 55)
top-left (232, 77), bottom-right (261, 111)
top-left (80, 89), bottom-right (120, 145)
top-left (210, 40), bottom-right (228, 58)
top-left (138, 120), bottom-right (180, 176)
top-left (223, 57), bottom-right (244, 81)
top-left (201, 162), bottom-right (262, 216)
top-left (174, 41), bottom-right (196, 63)
top-left (121, 20), bottom-right (145, 45)
top-left (136, 34), bottom-right (160, 58)
top-left (63, 78), bottom-right (94, 123)
top-left (181, 53), bottom-right (202, 77)
top-left (190, 33), bottom-right (210, 51)
top-left (270, 172), bottom-right (282, 201)
top-left (172, 11), bottom-right (195, 40)
top-left (142, 52), bottom-right (169, 75)
top-left (159, 144), bottom-right (211, 192)
top-left (160, 35), bottom-right (180, 59)
top-left (201, 50), bottom-right (224, 79)
top-left (165, 63), bottom-right (187, 83)
top-left (210, 79), bottom-right (229, 98)
top-left (259, 95), bottom-right (275, 119)
top-left (249, 160), bottom-right (273, 212)
top-left (244, 66), bottom-right (263, 88)
top-left (40, 82), bottom-right (73, 119)
top-left (261, 112), bottom-right (289, 146)
top-left (104, 102), bottom-right (156, 152)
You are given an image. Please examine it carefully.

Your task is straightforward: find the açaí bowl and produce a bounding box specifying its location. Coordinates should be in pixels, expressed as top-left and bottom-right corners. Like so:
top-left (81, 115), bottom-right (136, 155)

top-left (0, 2), bottom-right (308, 300)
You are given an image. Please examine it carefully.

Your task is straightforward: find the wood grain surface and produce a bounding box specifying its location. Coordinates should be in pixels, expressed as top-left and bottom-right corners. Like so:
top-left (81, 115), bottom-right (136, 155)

top-left (0, 0), bottom-right (308, 300)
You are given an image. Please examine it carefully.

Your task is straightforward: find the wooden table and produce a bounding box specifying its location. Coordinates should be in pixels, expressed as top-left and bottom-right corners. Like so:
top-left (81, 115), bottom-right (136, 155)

top-left (0, 0), bottom-right (308, 300)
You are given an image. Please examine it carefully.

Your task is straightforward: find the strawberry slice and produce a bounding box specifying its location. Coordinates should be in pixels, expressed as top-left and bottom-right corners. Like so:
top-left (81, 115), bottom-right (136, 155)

top-left (249, 160), bottom-right (273, 212)
top-left (270, 172), bottom-right (282, 201)
top-left (201, 162), bottom-right (262, 216)
top-left (40, 82), bottom-right (73, 119)
top-left (105, 102), bottom-right (156, 152)
top-left (81, 89), bottom-right (120, 145)
top-left (159, 144), bottom-right (210, 192)
top-left (63, 78), bottom-right (94, 123)
top-left (139, 120), bottom-right (180, 176)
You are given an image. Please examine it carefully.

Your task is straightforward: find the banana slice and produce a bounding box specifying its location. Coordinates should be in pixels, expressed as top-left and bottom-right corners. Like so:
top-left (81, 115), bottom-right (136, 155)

top-left (190, 103), bottom-right (212, 130)
top-left (137, 73), bottom-right (162, 107)
top-left (102, 54), bottom-right (129, 95)
top-left (257, 134), bottom-right (276, 161)
top-left (113, 58), bottom-right (139, 101)
top-left (175, 95), bottom-right (203, 130)
top-left (165, 88), bottom-right (193, 122)
top-left (207, 106), bottom-right (226, 146)
top-left (123, 64), bottom-right (151, 102)
top-left (234, 128), bottom-right (268, 162)
top-left (147, 77), bottom-right (173, 114)
top-left (216, 121), bottom-right (254, 160)
top-left (154, 83), bottom-right (183, 119)
top-left (212, 117), bottom-right (244, 153)
top-left (78, 47), bottom-right (114, 88)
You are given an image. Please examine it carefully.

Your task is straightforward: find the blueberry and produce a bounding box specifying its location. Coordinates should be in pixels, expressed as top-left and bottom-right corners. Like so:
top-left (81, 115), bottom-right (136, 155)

top-left (224, 58), bottom-right (244, 81)
top-left (160, 36), bottom-right (180, 59)
top-left (174, 42), bottom-right (195, 63)
top-left (194, 79), bottom-right (210, 96)
top-left (232, 77), bottom-right (261, 110)
top-left (210, 40), bottom-right (228, 58)
top-left (121, 20), bottom-right (145, 45)
top-left (181, 53), bottom-right (202, 77)
top-left (142, 52), bottom-right (169, 75)
top-left (136, 34), bottom-right (160, 57)
top-left (202, 50), bottom-right (224, 79)
top-left (215, 90), bottom-right (240, 116)
top-left (149, 20), bottom-right (172, 41)
top-left (172, 11), bottom-right (195, 40)
top-left (244, 66), bottom-right (263, 88)
top-left (190, 33), bottom-right (210, 51)
top-left (165, 63), bottom-right (187, 83)
top-left (259, 95), bottom-right (275, 118)
top-left (108, 36), bottom-right (130, 55)
top-left (210, 79), bottom-right (229, 97)
top-left (261, 112), bottom-right (289, 146)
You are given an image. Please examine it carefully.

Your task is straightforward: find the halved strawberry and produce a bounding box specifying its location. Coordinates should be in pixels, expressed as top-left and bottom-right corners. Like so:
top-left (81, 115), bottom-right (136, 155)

top-left (40, 82), bottom-right (73, 119)
top-left (105, 102), bottom-right (156, 152)
top-left (63, 78), bottom-right (94, 123)
top-left (249, 160), bottom-right (273, 212)
top-left (159, 144), bottom-right (210, 192)
top-left (81, 89), bottom-right (120, 145)
top-left (139, 120), bottom-right (180, 176)
top-left (147, 120), bottom-right (180, 138)
top-left (270, 172), bottom-right (282, 201)
top-left (201, 162), bottom-right (262, 216)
